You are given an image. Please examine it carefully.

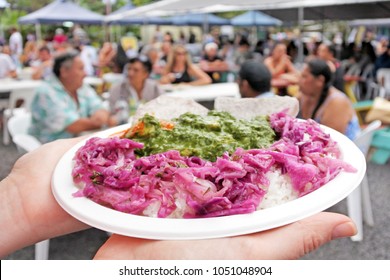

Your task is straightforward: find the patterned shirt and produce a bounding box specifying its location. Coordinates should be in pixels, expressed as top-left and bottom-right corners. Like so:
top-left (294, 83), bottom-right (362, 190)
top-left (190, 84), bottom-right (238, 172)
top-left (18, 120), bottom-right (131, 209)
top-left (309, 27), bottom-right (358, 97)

top-left (29, 75), bottom-right (105, 143)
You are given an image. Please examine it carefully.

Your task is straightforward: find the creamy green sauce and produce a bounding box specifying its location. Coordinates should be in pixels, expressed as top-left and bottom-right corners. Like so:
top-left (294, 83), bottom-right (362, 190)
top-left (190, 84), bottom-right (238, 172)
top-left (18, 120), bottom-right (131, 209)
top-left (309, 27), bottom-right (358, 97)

top-left (126, 111), bottom-right (276, 161)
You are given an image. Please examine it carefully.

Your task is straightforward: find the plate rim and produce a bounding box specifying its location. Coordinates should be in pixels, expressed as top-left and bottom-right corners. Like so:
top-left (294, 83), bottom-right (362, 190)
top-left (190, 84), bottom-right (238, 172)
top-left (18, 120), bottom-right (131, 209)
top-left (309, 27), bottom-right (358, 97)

top-left (51, 124), bottom-right (366, 240)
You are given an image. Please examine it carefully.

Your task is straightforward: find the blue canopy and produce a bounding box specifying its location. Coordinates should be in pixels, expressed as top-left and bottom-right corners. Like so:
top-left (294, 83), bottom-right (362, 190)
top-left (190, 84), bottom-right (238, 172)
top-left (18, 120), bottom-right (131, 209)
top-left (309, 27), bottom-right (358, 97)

top-left (231, 10), bottom-right (282, 26)
top-left (18, 0), bottom-right (104, 25)
top-left (109, 2), bottom-right (171, 25)
top-left (168, 13), bottom-right (230, 26)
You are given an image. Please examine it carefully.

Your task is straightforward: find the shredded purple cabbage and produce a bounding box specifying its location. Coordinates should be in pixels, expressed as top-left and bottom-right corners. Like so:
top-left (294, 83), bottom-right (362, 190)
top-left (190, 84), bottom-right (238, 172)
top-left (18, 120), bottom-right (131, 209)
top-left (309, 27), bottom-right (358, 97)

top-left (71, 112), bottom-right (356, 218)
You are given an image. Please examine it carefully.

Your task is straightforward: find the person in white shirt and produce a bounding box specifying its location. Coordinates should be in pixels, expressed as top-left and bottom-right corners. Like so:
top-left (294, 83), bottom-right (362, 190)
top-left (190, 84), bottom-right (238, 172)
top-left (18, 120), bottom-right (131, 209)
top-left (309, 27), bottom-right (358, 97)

top-left (8, 27), bottom-right (23, 64)
top-left (0, 47), bottom-right (17, 79)
top-left (78, 42), bottom-right (98, 77)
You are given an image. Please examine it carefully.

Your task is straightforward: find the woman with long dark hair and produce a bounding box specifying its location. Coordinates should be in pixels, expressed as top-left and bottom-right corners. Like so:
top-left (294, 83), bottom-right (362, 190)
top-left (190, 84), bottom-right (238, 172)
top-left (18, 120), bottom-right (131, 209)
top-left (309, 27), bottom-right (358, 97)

top-left (299, 58), bottom-right (360, 140)
top-left (159, 44), bottom-right (211, 86)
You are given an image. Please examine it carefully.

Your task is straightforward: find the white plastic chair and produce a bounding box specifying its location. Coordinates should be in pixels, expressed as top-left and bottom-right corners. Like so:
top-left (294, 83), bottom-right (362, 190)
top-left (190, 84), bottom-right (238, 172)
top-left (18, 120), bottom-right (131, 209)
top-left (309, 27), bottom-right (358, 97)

top-left (8, 112), bottom-right (48, 259)
top-left (347, 120), bottom-right (381, 241)
top-left (2, 87), bottom-right (37, 145)
top-left (376, 68), bottom-right (390, 99)
top-left (8, 112), bottom-right (41, 153)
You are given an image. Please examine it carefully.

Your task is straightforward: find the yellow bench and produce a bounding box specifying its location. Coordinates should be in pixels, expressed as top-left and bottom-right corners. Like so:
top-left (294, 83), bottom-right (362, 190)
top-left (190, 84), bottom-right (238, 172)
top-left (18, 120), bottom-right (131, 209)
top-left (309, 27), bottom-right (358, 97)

top-left (344, 76), bottom-right (373, 125)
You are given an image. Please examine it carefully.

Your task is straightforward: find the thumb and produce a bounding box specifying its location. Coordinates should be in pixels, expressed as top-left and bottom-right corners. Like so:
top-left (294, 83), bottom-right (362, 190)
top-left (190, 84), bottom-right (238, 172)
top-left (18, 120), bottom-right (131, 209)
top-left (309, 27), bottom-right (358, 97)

top-left (250, 212), bottom-right (357, 259)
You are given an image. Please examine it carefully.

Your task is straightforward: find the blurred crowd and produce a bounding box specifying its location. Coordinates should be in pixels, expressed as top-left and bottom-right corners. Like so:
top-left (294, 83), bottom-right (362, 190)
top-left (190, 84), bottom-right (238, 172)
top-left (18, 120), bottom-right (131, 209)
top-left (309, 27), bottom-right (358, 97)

top-left (2, 25), bottom-right (390, 86)
top-left (1, 24), bottom-right (390, 144)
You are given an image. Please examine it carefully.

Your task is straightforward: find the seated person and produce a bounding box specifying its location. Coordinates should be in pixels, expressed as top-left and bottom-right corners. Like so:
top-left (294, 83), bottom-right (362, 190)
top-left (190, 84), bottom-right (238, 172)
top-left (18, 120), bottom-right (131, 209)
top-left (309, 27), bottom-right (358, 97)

top-left (374, 43), bottom-right (390, 77)
top-left (298, 58), bottom-right (360, 140)
top-left (53, 28), bottom-right (68, 48)
top-left (158, 40), bottom-right (172, 64)
top-left (20, 40), bottom-right (38, 67)
top-left (264, 42), bottom-right (300, 84)
top-left (238, 59), bottom-right (275, 98)
top-left (29, 51), bottom-right (111, 143)
top-left (159, 44), bottom-right (211, 86)
top-left (233, 37), bottom-right (256, 69)
top-left (220, 38), bottom-right (235, 66)
top-left (78, 42), bottom-right (98, 77)
top-left (152, 40), bottom-right (173, 78)
top-left (97, 42), bottom-right (117, 75)
top-left (142, 45), bottom-right (161, 79)
top-left (0, 45), bottom-right (17, 79)
top-left (316, 43), bottom-right (345, 92)
top-left (199, 42), bottom-right (229, 83)
top-left (108, 56), bottom-right (163, 125)
top-left (31, 45), bottom-right (53, 80)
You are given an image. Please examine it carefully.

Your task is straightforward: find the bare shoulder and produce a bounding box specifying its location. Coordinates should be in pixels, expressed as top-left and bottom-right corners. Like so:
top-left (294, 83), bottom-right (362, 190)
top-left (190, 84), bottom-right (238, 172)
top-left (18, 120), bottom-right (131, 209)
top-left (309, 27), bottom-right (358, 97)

top-left (328, 89), bottom-right (352, 106)
top-left (188, 63), bottom-right (200, 71)
top-left (188, 64), bottom-right (206, 76)
top-left (325, 90), bottom-right (353, 115)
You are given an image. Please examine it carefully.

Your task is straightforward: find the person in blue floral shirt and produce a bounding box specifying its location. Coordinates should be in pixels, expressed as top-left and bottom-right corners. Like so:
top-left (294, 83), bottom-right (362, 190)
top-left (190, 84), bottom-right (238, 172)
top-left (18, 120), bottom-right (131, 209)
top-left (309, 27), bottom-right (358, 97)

top-left (29, 50), bottom-right (112, 143)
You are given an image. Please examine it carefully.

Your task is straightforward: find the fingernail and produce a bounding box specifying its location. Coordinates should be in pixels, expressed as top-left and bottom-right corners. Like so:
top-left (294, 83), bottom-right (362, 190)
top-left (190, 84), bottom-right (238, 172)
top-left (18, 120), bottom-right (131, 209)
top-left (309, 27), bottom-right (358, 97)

top-left (331, 222), bottom-right (357, 239)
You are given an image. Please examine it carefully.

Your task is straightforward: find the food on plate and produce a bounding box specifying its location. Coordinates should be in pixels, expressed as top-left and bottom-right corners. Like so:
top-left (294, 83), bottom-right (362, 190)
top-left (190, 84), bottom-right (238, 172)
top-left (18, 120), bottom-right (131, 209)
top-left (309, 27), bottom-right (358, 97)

top-left (123, 111), bottom-right (275, 161)
top-left (71, 96), bottom-right (356, 218)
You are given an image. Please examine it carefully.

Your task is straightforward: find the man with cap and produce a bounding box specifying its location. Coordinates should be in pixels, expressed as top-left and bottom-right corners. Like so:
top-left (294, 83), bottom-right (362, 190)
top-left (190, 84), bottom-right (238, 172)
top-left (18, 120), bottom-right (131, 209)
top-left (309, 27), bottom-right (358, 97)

top-left (237, 59), bottom-right (275, 98)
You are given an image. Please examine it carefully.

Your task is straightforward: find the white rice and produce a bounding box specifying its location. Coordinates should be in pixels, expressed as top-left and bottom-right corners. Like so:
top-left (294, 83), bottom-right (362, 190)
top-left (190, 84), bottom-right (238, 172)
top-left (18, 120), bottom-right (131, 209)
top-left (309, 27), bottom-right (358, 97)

top-left (142, 201), bottom-right (160, 218)
top-left (257, 168), bottom-right (298, 210)
top-left (169, 195), bottom-right (188, 218)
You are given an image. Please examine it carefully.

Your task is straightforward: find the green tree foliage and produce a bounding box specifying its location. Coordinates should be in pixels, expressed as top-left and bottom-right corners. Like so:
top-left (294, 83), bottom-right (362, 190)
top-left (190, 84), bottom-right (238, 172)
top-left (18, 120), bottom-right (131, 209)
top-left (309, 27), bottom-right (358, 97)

top-left (6, 0), bottom-right (51, 12)
top-left (3, 0), bottom-right (156, 18)
top-left (0, 0), bottom-right (163, 43)
top-left (132, 0), bottom-right (154, 6)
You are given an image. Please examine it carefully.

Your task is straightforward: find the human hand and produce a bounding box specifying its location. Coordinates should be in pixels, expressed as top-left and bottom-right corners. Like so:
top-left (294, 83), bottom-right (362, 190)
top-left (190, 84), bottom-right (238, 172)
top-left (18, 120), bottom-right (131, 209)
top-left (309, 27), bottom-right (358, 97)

top-left (167, 73), bottom-right (177, 83)
top-left (94, 212), bottom-right (356, 260)
top-left (42, 60), bottom-right (53, 67)
top-left (159, 73), bottom-right (176, 84)
top-left (90, 109), bottom-right (110, 127)
top-left (280, 54), bottom-right (292, 66)
top-left (0, 138), bottom-right (89, 257)
top-left (199, 60), bottom-right (210, 71)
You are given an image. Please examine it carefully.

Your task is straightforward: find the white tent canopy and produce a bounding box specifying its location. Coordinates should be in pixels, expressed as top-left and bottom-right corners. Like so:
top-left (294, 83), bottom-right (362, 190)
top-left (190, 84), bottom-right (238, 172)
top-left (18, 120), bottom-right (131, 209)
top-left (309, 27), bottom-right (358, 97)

top-left (105, 0), bottom-right (390, 22)
top-left (349, 18), bottom-right (390, 27)
top-left (104, 0), bottom-right (390, 63)
top-left (261, 0), bottom-right (390, 22)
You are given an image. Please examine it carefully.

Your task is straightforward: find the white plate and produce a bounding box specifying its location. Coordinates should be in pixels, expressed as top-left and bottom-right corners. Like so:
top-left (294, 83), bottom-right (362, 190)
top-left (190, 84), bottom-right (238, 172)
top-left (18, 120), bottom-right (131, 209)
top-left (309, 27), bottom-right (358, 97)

top-left (52, 124), bottom-right (366, 240)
